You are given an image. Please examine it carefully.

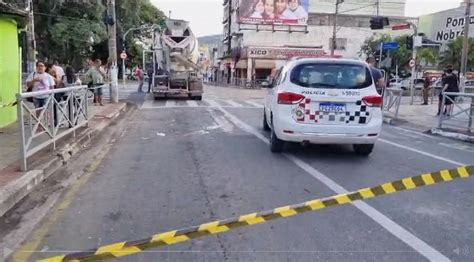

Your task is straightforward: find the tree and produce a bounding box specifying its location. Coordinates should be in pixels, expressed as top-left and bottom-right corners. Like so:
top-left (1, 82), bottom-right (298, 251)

top-left (439, 37), bottom-right (474, 71)
top-left (358, 33), bottom-right (392, 59)
top-left (4, 0), bottom-right (165, 69)
top-left (417, 48), bottom-right (437, 67)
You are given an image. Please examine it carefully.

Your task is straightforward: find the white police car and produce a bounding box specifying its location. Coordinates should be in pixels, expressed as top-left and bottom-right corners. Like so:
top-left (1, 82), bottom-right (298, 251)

top-left (262, 58), bottom-right (383, 155)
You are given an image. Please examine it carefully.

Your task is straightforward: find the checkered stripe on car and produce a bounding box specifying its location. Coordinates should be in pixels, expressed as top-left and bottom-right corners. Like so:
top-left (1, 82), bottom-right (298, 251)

top-left (297, 99), bottom-right (370, 124)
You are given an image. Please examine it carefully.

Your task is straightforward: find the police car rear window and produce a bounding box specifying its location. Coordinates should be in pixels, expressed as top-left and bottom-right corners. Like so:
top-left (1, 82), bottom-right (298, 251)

top-left (290, 63), bottom-right (373, 89)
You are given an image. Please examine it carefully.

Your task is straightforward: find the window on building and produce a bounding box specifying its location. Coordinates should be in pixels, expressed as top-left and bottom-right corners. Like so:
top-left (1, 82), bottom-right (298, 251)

top-left (329, 38), bottom-right (347, 50)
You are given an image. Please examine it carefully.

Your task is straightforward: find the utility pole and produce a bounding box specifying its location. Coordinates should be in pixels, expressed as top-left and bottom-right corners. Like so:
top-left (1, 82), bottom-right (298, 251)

top-left (331, 0), bottom-right (343, 57)
top-left (376, 0), bottom-right (380, 16)
top-left (409, 22), bottom-right (418, 105)
top-left (25, 0), bottom-right (36, 74)
top-left (460, 0), bottom-right (472, 93)
top-left (107, 0), bottom-right (119, 103)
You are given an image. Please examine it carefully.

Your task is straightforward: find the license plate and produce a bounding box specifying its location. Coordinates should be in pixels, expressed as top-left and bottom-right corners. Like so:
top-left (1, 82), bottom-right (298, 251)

top-left (319, 103), bottom-right (346, 112)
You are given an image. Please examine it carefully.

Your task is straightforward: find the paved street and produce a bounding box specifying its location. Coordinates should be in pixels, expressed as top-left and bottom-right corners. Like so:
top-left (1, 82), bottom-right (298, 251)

top-left (15, 84), bottom-right (474, 262)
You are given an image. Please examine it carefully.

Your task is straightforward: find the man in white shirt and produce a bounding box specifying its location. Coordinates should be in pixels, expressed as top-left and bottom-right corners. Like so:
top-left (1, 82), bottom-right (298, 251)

top-left (53, 60), bottom-right (65, 79)
top-left (26, 61), bottom-right (55, 111)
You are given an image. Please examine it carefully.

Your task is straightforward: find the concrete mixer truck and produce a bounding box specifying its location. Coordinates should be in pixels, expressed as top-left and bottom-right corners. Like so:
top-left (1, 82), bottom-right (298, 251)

top-left (150, 19), bottom-right (203, 100)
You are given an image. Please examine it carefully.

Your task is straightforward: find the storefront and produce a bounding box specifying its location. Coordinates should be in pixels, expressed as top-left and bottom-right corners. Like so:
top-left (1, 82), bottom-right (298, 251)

top-left (235, 46), bottom-right (327, 82)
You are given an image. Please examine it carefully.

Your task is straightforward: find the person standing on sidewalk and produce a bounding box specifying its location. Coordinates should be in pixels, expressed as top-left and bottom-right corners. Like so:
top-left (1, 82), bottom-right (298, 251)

top-left (26, 61), bottom-right (55, 110)
top-left (53, 60), bottom-right (65, 80)
top-left (438, 68), bottom-right (459, 116)
top-left (135, 65), bottom-right (144, 92)
top-left (147, 64), bottom-right (154, 93)
top-left (422, 72), bottom-right (432, 105)
top-left (63, 67), bottom-right (82, 126)
top-left (86, 59), bottom-right (106, 106)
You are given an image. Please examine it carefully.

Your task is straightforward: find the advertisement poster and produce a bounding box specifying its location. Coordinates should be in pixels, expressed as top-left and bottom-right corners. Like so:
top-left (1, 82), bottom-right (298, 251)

top-left (239, 0), bottom-right (309, 26)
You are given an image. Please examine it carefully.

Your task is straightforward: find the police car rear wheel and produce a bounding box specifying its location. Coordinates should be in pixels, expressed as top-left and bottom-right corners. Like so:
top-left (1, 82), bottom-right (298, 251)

top-left (270, 127), bottom-right (284, 153)
top-left (263, 110), bottom-right (270, 131)
top-left (353, 144), bottom-right (374, 156)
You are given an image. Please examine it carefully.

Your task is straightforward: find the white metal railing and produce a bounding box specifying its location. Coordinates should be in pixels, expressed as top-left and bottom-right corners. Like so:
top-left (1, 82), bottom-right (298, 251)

top-left (16, 85), bottom-right (91, 171)
top-left (383, 87), bottom-right (403, 119)
top-left (438, 92), bottom-right (474, 133)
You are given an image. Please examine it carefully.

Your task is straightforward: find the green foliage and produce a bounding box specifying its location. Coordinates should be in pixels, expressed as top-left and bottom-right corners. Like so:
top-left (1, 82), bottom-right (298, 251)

top-left (417, 48), bottom-right (437, 66)
top-left (440, 37), bottom-right (474, 71)
top-left (4, 0), bottom-right (165, 69)
top-left (359, 34), bottom-right (413, 70)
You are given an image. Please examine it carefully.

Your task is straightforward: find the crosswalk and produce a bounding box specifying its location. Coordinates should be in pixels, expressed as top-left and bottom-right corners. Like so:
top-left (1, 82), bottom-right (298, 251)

top-left (140, 97), bottom-right (265, 109)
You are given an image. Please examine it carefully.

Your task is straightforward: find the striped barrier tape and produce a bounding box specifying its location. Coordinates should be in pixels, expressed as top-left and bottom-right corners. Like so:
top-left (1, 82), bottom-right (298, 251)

top-left (0, 100), bottom-right (17, 108)
top-left (40, 165), bottom-right (474, 262)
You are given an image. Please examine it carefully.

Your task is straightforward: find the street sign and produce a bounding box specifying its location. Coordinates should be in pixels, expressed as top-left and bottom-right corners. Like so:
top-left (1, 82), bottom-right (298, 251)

top-left (120, 52), bottom-right (127, 60)
top-left (382, 41), bottom-right (399, 50)
top-left (409, 59), bottom-right (416, 68)
top-left (414, 36), bottom-right (423, 47)
top-left (392, 23), bottom-right (410, 31)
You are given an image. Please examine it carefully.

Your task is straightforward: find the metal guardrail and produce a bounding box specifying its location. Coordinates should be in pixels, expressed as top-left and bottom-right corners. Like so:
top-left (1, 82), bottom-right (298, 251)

top-left (438, 92), bottom-right (474, 133)
top-left (383, 87), bottom-right (403, 119)
top-left (16, 85), bottom-right (91, 171)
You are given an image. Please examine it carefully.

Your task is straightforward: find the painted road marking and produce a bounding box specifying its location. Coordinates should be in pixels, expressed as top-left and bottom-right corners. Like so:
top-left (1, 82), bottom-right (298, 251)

top-left (140, 94), bottom-right (154, 109)
top-left (245, 100), bottom-right (264, 108)
top-left (379, 139), bottom-right (466, 166)
top-left (186, 100), bottom-right (199, 107)
top-left (216, 106), bottom-right (451, 262)
top-left (225, 99), bottom-right (244, 107)
top-left (165, 100), bottom-right (177, 107)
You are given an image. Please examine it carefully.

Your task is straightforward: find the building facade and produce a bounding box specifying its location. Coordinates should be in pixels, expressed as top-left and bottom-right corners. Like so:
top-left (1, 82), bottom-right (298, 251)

top-left (220, 0), bottom-right (412, 84)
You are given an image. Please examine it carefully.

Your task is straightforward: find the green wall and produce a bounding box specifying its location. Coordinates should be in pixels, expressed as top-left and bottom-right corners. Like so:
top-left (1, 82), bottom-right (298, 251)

top-left (0, 17), bottom-right (20, 128)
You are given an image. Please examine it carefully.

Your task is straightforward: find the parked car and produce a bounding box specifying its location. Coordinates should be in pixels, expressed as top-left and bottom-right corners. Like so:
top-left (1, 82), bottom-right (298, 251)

top-left (262, 58), bottom-right (383, 155)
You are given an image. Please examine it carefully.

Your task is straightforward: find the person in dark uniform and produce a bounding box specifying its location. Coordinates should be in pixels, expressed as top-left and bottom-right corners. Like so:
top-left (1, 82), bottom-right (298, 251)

top-left (366, 57), bottom-right (385, 94)
top-left (438, 68), bottom-right (459, 116)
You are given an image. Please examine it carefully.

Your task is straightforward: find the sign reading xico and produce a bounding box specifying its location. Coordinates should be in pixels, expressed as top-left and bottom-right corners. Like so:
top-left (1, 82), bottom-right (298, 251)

top-left (247, 47), bottom-right (325, 59)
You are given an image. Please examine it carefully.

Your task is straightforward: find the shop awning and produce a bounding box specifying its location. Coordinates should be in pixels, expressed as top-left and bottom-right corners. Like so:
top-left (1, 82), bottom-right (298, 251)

top-left (255, 60), bottom-right (275, 69)
top-left (235, 60), bottom-right (247, 69)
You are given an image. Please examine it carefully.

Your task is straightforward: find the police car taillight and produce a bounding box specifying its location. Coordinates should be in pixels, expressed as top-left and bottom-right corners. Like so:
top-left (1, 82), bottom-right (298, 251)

top-left (278, 92), bottom-right (305, 104)
top-left (362, 95), bottom-right (383, 107)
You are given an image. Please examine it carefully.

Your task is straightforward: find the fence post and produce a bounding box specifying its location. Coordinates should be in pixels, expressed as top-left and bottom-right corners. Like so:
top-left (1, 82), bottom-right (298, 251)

top-left (469, 97), bottom-right (474, 133)
top-left (16, 96), bottom-right (27, 171)
top-left (438, 92), bottom-right (446, 129)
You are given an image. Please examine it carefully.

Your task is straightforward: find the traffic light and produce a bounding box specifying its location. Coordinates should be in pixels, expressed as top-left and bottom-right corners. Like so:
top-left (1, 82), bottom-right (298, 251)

top-left (370, 17), bottom-right (389, 30)
top-left (406, 35), bottom-right (413, 50)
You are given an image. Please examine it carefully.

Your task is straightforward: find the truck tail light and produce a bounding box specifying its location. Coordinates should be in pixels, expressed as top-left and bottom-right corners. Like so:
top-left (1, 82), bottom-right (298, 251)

top-left (278, 92), bottom-right (305, 105)
top-left (362, 95), bottom-right (383, 107)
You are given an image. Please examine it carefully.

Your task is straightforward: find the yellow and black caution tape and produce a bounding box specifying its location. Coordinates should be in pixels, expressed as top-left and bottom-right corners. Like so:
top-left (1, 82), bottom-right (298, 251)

top-left (0, 100), bottom-right (17, 108)
top-left (40, 165), bottom-right (474, 262)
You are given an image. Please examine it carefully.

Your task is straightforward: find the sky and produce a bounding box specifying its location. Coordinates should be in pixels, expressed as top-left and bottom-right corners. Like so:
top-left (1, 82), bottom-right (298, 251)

top-left (151, 0), bottom-right (464, 37)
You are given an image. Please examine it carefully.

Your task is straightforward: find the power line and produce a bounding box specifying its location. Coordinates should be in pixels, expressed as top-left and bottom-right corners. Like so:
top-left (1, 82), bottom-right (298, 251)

top-left (339, 3), bottom-right (376, 14)
top-left (34, 12), bottom-right (101, 23)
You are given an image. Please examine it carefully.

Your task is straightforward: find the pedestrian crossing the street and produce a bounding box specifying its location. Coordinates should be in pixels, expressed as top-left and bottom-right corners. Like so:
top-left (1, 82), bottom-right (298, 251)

top-left (140, 97), bottom-right (264, 109)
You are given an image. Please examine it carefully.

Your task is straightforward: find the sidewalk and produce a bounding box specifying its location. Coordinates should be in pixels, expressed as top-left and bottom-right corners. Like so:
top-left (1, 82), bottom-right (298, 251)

top-left (384, 96), bottom-right (473, 141)
top-left (0, 101), bottom-right (128, 216)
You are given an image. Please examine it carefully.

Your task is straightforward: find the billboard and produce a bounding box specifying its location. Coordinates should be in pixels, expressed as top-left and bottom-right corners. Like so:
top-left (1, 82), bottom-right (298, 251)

top-left (239, 0), bottom-right (310, 26)
top-left (418, 6), bottom-right (474, 45)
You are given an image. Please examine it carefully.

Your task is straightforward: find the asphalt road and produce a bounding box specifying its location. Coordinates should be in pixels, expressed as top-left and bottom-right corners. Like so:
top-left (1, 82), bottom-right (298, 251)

top-left (16, 84), bottom-right (474, 261)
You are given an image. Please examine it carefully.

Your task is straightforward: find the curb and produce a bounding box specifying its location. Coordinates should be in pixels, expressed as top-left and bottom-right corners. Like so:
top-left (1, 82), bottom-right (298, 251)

top-left (0, 103), bottom-right (128, 217)
top-left (430, 128), bottom-right (474, 143)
